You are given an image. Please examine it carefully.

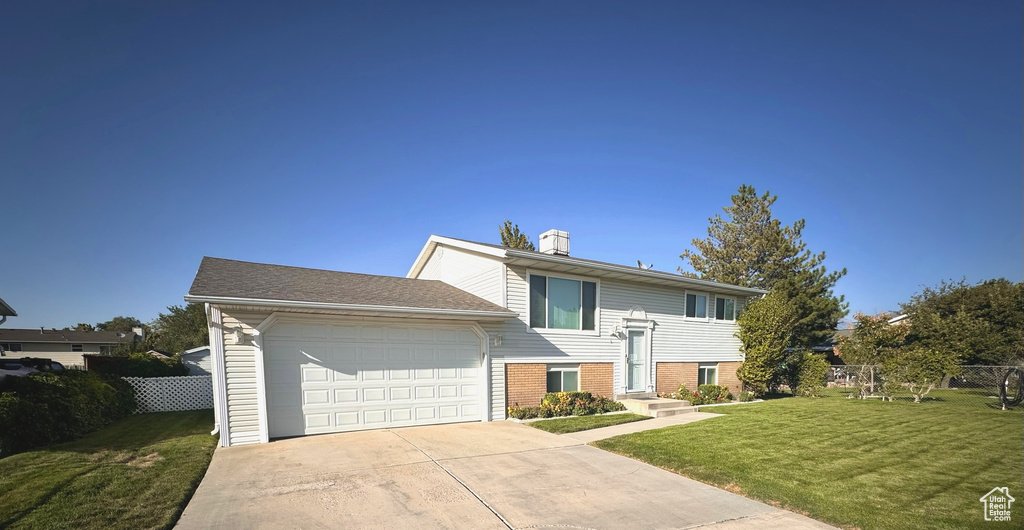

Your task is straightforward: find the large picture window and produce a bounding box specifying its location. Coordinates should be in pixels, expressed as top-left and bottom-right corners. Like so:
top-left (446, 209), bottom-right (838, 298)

top-left (685, 293), bottom-right (708, 318)
top-left (529, 275), bottom-right (597, 331)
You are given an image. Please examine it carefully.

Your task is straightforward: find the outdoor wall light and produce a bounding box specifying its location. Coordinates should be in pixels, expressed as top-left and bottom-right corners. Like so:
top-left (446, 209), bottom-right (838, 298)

top-left (232, 325), bottom-right (244, 344)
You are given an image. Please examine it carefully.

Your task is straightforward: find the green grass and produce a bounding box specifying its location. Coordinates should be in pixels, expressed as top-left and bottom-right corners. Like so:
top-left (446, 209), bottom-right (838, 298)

top-left (0, 410), bottom-right (217, 530)
top-left (594, 392), bottom-right (1024, 529)
top-left (529, 413), bottom-right (651, 434)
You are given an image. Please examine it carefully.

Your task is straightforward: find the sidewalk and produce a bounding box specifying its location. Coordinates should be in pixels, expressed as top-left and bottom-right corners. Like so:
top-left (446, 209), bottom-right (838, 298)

top-left (562, 411), bottom-right (722, 443)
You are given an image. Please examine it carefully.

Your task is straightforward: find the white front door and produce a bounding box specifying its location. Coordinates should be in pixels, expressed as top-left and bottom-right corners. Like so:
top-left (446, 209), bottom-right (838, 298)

top-left (626, 330), bottom-right (645, 392)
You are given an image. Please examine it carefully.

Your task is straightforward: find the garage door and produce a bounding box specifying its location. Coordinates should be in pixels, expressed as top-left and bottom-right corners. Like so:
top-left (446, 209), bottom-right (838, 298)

top-left (264, 321), bottom-right (483, 438)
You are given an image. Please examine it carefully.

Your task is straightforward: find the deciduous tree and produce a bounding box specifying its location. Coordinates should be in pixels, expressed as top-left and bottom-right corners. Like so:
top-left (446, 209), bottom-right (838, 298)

top-left (736, 290), bottom-right (797, 396)
top-left (151, 303), bottom-right (209, 354)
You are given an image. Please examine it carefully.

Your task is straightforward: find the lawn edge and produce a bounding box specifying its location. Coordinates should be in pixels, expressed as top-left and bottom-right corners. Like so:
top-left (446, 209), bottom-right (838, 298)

top-left (589, 441), bottom-right (855, 530)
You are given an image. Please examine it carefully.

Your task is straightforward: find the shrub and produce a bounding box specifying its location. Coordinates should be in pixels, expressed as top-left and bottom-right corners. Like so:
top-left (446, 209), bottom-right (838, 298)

top-left (0, 370), bottom-right (136, 457)
top-left (795, 352), bottom-right (830, 397)
top-left (91, 353), bottom-right (188, 377)
top-left (737, 391), bottom-right (756, 402)
top-left (697, 384), bottom-right (731, 403)
top-left (666, 384), bottom-right (733, 405)
top-left (736, 290), bottom-right (798, 396)
top-left (507, 405), bottom-right (541, 419)
top-left (509, 392), bottom-right (625, 419)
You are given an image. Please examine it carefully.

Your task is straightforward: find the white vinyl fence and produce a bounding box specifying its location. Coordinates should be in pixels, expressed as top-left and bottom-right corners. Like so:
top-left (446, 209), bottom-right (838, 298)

top-left (122, 375), bottom-right (214, 414)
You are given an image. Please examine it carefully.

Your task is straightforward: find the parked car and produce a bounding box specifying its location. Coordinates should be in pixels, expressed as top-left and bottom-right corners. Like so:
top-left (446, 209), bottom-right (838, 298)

top-left (0, 357), bottom-right (65, 385)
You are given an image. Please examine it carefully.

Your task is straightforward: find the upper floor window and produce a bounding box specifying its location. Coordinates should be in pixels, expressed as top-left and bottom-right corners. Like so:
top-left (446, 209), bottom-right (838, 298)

top-left (529, 274), bottom-right (597, 330)
top-left (71, 344), bottom-right (84, 352)
top-left (685, 293), bottom-right (708, 318)
top-left (715, 297), bottom-right (736, 321)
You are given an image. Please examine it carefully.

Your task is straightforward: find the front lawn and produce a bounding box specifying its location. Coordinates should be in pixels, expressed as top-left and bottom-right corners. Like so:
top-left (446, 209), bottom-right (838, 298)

top-left (529, 413), bottom-right (651, 434)
top-left (0, 410), bottom-right (216, 530)
top-left (594, 395), bottom-right (1023, 529)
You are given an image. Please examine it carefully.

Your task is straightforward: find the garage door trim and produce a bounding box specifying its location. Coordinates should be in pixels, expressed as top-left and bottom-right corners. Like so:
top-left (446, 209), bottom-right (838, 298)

top-left (252, 313), bottom-right (491, 443)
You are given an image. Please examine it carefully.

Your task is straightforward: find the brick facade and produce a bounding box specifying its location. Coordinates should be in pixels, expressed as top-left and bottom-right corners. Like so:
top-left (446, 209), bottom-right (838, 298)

top-left (505, 363), bottom-right (547, 408)
top-left (580, 363), bottom-right (614, 397)
top-left (656, 361), bottom-right (743, 396)
top-left (505, 362), bottom-right (615, 409)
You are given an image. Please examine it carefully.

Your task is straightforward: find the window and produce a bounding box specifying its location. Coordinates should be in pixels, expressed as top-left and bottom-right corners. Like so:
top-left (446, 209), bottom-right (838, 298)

top-left (529, 275), bottom-right (597, 331)
top-left (715, 297), bottom-right (736, 321)
top-left (0, 343), bottom-right (22, 352)
top-left (546, 365), bottom-right (580, 392)
top-left (99, 345), bottom-right (112, 355)
top-left (685, 293), bottom-right (707, 318)
top-left (71, 344), bottom-right (83, 352)
top-left (698, 363), bottom-right (718, 385)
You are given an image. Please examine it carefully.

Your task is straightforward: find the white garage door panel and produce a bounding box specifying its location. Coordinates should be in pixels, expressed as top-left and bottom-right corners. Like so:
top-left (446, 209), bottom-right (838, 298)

top-left (265, 322), bottom-right (482, 438)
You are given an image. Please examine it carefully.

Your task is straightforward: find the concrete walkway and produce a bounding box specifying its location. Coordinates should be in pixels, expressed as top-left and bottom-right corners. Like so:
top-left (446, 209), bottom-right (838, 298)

top-left (562, 411), bottom-right (723, 443)
top-left (178, 420), bottom-right (835, 530)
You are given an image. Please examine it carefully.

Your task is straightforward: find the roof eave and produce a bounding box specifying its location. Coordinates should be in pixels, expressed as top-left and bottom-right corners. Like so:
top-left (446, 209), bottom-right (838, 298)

top-left (503, 249), bottom-right (768, 295)
top-left (183, 294), bottom-right (519, 321)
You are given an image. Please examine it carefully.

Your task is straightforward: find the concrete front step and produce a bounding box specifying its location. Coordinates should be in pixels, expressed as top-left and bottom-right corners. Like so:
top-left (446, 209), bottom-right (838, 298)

top-left (619, 397), bottom-right (698, 418)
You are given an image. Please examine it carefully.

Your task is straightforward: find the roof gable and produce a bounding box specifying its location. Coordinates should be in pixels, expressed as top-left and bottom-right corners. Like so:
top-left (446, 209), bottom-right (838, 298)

top-left (408, 235), bottom-right (766, 297)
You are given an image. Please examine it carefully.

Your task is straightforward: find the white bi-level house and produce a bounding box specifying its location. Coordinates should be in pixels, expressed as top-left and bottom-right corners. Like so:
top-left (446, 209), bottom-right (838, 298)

top-left (186, 230), bottom-right (764, 446)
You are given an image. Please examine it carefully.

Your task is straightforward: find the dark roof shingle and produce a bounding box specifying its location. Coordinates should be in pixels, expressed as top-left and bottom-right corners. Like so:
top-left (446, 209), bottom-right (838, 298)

top-left (0, 329), bottom-right (138, 344)
top-left (186, 257), bottom-right (513, 315)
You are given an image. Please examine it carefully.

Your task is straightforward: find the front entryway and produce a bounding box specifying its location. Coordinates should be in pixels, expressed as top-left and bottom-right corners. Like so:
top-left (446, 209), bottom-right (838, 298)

top-left (626, 330), bottom-right (646, 392)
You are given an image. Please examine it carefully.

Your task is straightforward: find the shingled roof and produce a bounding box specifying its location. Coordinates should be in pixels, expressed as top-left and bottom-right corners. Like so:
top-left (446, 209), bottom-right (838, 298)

top-left (185, 257), bottom-right (515, 316)
top-left (0, 329), bottom-right (139, 344)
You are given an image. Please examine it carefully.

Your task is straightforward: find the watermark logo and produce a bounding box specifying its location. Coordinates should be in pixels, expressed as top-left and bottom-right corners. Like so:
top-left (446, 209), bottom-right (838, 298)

top-left (980, 487), bottom-right (1014, 522)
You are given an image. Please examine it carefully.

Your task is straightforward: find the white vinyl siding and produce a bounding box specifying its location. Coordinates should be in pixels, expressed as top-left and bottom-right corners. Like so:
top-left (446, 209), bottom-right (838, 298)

top-left (483, 266), bottom-right (747, 412)
top-left (220, 310), bottom-right (271, 446)
top-left (416, 245), bottom-right (504, 306)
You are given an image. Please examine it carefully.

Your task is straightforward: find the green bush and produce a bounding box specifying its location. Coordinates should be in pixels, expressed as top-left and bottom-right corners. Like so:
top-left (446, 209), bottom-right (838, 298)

top-left (795, 352), bottom-right (830, 397)
top-left (91, 353), bottom-right (188, 377)
top-left (667, 384), bottom-right (733, 405)
top-left (507, 405), bottom-right (541, 419)
top-left (0, 370), bottom-right (136, 457)
top-left (508, 392), bottom-right (625, 419)
top-left (737, 391), bottom-right (756, 402)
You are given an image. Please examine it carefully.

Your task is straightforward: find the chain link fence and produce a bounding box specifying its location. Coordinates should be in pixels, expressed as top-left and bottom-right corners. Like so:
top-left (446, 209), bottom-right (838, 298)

top-left (822, 365), bottom-right (1021, 408)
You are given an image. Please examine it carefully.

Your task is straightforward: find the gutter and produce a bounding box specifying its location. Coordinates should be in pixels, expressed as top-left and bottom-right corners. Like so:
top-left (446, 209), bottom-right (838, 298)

top-left (504, 249), bottom-right (768, 296)
top-left (183, 295), bottom-right (519, 320)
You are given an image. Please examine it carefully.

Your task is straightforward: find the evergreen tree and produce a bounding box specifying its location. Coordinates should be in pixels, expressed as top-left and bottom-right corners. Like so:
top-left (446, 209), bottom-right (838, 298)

top-left (681, 185), bottom-right (847, 347)
top-left (498, 220), bottom-right (536, 250)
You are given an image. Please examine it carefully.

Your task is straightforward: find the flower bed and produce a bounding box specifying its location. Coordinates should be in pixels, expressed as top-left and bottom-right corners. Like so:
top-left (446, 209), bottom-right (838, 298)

top-left (661, 383), bottom-right (754, 405)
top-left (507, 391), bottom-right (625, 419)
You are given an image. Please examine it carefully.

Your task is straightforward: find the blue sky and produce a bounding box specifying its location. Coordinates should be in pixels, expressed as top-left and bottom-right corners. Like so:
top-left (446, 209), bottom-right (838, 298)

top-left (1, 1), bottom-right (1020, 329)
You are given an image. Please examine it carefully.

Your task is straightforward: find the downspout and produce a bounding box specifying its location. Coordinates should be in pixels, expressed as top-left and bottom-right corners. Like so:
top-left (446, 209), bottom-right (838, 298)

top-left (205, 303), bottom-right (220, 437)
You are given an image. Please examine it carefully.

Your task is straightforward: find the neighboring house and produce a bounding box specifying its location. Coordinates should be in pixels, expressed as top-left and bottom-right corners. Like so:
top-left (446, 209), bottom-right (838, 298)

top-left (181, 345), bottom-right (212, 375)
top-left (0, 328), bottom-right (140, 368)
top-left (0, 297), bottom-right (15, 326)
top-left (812, 328), bottom-right (853, 365)
top-left (186, 230), bottom-right (765, 447)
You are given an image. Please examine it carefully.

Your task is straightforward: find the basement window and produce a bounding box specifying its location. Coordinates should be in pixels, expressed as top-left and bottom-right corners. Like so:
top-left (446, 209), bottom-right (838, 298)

top-left (546, 365), bottom-right (580, 392)
top-left (698, 363), bottom-right (719, 386)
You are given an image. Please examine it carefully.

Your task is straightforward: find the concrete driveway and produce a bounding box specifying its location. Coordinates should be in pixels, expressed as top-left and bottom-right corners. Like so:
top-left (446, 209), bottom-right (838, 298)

top-left (177, 421), bottom-right (833, 529)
